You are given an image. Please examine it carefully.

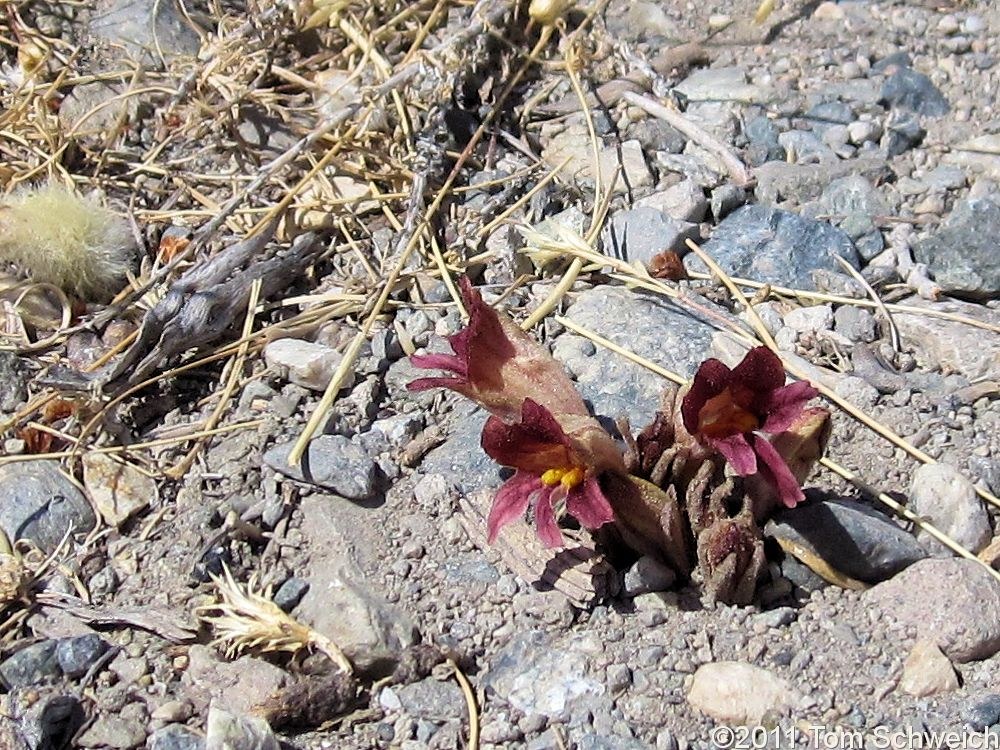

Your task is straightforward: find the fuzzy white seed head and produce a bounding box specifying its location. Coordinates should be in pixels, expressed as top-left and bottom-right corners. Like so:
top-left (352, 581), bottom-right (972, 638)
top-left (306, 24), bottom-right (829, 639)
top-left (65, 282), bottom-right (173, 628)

top-left (529, 0), bottom-right (574, 26)
top-left (0, 182), bottom-right (136, 300)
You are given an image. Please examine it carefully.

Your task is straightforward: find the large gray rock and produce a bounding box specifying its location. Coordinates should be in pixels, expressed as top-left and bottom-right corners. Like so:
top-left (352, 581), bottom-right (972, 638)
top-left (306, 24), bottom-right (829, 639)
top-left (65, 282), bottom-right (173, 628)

top-left (685, 205), bottom-right (859, 290)
top-left (0, 641), bottom-right (62, 689)
top-left (892, 296), bottom-right (1000, 380)
top-left (765, 498), bottom-right (926, 584)
top-left (560, 285), bottom-right (721, 425)
top-left (264, 435), bottom-right (379, 501)
top-left (485, 630), bottom-right (609, 720)
top-left (880, 67), bottom-right (950, 117)
top-left (420, 405), bottom-right (496, 495)
top-left (0, 461), bottom-right (97, 553)
top-left (909, 464), bottom-right (992, 556)
top-left (913, 198), bottom-right (1000, 298)
top-left (88, 0), bottom-right (201, 67)
top-left (866, 558), bottom-right (1000, 662)
top-left (600, 207), bottom-right (698, 265)
top-left (293, 496), bottom-right (418, 676)
top-left (753, 157), bottom-right (889, 205)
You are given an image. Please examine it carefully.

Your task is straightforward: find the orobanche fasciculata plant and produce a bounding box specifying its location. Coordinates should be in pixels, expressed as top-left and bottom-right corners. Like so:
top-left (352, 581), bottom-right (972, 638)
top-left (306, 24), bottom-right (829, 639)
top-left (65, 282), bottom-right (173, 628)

top-left (408, 277), bottom-right (830, 605)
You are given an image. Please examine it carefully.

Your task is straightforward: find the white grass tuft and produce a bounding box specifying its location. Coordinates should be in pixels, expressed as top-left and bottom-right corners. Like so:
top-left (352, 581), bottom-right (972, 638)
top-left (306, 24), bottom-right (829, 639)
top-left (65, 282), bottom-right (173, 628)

top-left (0, 181), bottom-right (136, 300)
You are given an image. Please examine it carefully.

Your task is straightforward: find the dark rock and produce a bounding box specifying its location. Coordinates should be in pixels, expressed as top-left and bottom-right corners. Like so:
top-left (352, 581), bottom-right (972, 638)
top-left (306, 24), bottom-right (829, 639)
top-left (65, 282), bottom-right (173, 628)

top-left (600, 207), bottom-right (698, 265)
top-left (0, 641), bottom-right (62, 689)
top-left (0, 352), bottom-right (27, 413)
top-left (0, 461), bottom-right (97, 553)
top-left (264, 435), bottom-right (380, 501)
top-left (753, 157), bottom-right (890, 205)
top-left (743, 116), bottom-right (785, 166)
top-left (273, 577), bottom-right (310, 612)
top-left (56, 635), bottom-right (109, 679)
top-left (14, 693), bottom-right (86, 750)
top-left (834, 306), bottom-right (878, 343)
top-left (963, 694), bottom-right (1000, 731)
top-left (883, 112), bottom-right (925, 156)
top-left (685, 205), bottom-right (859, 290)
top-left (148, 725), bottom-right (206, 750)
top-left (711, 184), bottom-right (747, 219)
top-left (88, 0), bottom-right (201, 67)
top-left (805, 101), bottom-right (856, 126)
top-left (780, 555), bottom-right (828, 595)
top-left (912, 198), bottom-right (1000, 298)
top-left (871, 51), bottom-right (912, 74)
top-left (395, 678), bottom-right (465, 722)
top-left (191, 544), bottom-right (231, 584)
top-left (766, 498), bottom-right (926, 584)
top-left (880, 68), bottom-right (949, 116)
top-left (866, 558), bottom-right (1000, 662)
top-left (631, 118), bottom-right (686, 155)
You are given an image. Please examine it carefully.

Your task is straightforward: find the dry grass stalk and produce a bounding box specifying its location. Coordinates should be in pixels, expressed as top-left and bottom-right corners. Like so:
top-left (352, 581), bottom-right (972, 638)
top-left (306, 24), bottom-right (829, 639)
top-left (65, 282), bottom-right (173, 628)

top-left (196, 566), bottom-right (352, 674)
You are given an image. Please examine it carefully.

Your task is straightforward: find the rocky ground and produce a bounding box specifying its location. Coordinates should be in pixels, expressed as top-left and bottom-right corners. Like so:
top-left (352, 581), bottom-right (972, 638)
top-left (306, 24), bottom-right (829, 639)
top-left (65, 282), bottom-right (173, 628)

top-left (2, 0), bottom-right (1000, 748)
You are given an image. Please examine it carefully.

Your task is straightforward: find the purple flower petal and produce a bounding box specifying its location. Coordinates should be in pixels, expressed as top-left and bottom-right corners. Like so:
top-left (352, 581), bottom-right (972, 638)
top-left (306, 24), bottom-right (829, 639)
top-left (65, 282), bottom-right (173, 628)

top-left (730, 346), bottom-right (785, 394)
top-left (406, 375), bottom-right (463, 393)
top-left (487, 471), bottom-right (540, 542)
top-left (566, 477), bottom-right (615, 530)
top-left (711, 433), bottom-right (758, 475)
top-left (750, 433), bottom-right (806, 508)
top-left (534, 489), bottom-right (564, 548)
top-left (681, 358), bottom-right (732, 434)
top-left (760, 381), bottom-right (818, 433)
top-left (480, 399), bottom-right (576, 474)
top-left (409, 352), bottom-right (467, 377)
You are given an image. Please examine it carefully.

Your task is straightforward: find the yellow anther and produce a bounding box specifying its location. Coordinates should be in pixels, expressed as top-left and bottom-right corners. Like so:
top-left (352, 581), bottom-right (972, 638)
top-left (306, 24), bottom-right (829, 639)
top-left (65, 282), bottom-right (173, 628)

top-left (560, 466), bottom-right (585, 490)
top-left (540, 468), bottom-right (565, 486)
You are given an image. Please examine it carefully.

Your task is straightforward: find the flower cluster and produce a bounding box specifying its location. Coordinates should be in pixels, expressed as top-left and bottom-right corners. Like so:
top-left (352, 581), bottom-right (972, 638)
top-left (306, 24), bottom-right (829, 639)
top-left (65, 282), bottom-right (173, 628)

top-left (408, 277), bottom-right (829, 596)
top-left (409, 277), bottom-right (622, 548)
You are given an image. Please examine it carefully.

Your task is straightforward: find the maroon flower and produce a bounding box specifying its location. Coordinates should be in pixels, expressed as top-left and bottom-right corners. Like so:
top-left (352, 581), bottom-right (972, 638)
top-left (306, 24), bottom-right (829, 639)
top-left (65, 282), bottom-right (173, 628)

top-left (681, 347), bottom-right (818, 508)
top-left (482, 399), bottom-right (622, 548)
top-left (408, 277), bottom-right (588, 422)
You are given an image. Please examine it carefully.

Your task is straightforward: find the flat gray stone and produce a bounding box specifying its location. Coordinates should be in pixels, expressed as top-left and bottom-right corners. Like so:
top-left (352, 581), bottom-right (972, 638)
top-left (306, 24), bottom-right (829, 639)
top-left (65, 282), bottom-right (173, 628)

top-left (913, 198), bottom-right (1000, 298)
top-left (0, 461), bottom-right (97, 553)
top-left (909, 464), bottom-right (992, 556)
top-left (293, 496), bottom-right (418, 676)
top-left (88, 0), bottom-right (201, 67)
top-left (264, 435), bottom-right (379, 501)
top-left (892, 296), bottom-right (1000, 380)
top-left (866, 558), bottom-right (1000, 662)
top-left (880, 67), bottom-right (950, 117)
top-left (600, 207), bottom-right (698, 265)
top-left (675, 67), bottom-right (770, 103)
top-left (485, 630), bottom-right (609, 720)
top-left (561, 285), bottom-right (721, 425)
top-left (686, 205), bottom-right (860, 290)
top-left (753, 157), bottom-right (890, 205)
top-left (765, 498), bottom-right (926, 584)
